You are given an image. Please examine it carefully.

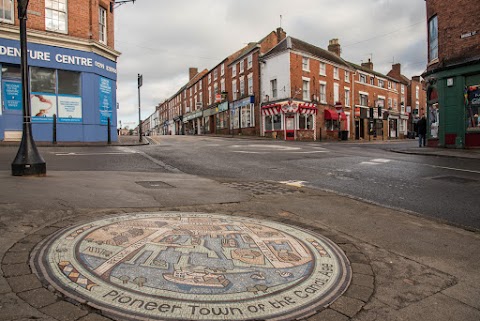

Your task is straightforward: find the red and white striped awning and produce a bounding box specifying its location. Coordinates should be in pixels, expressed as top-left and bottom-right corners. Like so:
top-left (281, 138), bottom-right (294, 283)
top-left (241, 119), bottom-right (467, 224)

top-left (261, 103), bottom-right (281, 116)
top-left (299, 103), bottom-right (318, 115)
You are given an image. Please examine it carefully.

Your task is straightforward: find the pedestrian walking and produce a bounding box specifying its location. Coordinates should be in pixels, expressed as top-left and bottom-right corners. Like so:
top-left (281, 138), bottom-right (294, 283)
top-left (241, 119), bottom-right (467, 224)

top-left (417, 116), bottom-right (427, 147)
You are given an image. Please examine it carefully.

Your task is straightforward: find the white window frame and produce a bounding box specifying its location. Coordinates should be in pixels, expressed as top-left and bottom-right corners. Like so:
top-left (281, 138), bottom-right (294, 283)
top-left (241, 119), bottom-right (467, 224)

top-left (221, 63), bottom-right (225, 76)
top-left (247, 54), bottom-right (253, 69)
top-left (344, 87), bottom-right (350, 107)
top-left (99, 6), bottom-right (107, 44)
top-left (360, 74), bottom-right (367, 83)
top-left (271, 79), bottom-right (277, 99)
top-left (239, 61), bottom-right (244, 74)
top-left (302, 57), bottom-right (309, 71)
top-left (247, 73), bottom-right (253, 96)
top-left (208, 74), bottom-right (211, 84)
top-left (232, 65), bottom-right (237, 77)
top-left (334, 83), bottom-right (339, 103)
top-left (388, 98), bottom-right (393, 109)
top-left (239, 76), bottom-right (245, 96)
top-left (429, 15), bottom-right (438, 62)
top-left (208, 87), bottom-right (212, 105)
top-left (344, 71), bottom-right (350, 82)
top-left (220, 78), bottom-right (225, 93)
top-left (378, 79), bottom-right (384, 88)
top-left (416, 86), bottom-right (420, 99)
top-left (319, 62), bottom-right (326, 76)
top-left (359, 92), bottom-right (369, 106)
top-left (45, 0), bottom-right (68, 33)
top-left (319, 81), bottom-right (327, 104)
top-left (232, 80), bottom-right (237, 100)
top-left (302, 77), bottom-right (310, 101)
top-left (0, 0), bottom-right (14, 23)
top-left (333, 67), bottom-right (339, 79)
top-left (214, 69), bottom-right (218, 80)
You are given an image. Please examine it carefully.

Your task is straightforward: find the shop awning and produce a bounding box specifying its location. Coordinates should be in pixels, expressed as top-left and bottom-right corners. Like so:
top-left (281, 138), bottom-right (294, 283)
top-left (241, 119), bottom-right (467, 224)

top-left (324, 110), bottom-right (347, 121)
top-left (324, 109), bottom-right (338, 120)
top-left (261, 103), bottom-right (281, 116)
top-left (299, 103), bottom-right (318, 115)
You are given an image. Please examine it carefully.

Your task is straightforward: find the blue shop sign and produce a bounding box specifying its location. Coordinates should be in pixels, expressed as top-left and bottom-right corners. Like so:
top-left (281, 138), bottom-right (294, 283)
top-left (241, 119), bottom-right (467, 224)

top-left (99, 77), bottom-right (113, 125)
top-left (231, 96), bottom-right (254, 110)
top-left (0, 38), bottom-right (117, 80)
top-left (3, 81), bottom-right (22, 111)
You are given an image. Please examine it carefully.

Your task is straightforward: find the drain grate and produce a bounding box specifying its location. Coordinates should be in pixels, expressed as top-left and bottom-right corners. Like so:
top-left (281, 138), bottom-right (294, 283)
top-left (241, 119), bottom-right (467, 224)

top-left (136, 181), bottom-right (174, 189)
top-left (222, 181), bottom-right (301, 196)
top-left (431, 176), bottom-right (479, 184)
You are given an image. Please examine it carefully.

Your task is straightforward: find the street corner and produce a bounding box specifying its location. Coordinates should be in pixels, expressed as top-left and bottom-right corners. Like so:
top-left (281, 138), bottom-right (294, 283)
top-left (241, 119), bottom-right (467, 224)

top-left (1, 210), bottom-right (378, 321)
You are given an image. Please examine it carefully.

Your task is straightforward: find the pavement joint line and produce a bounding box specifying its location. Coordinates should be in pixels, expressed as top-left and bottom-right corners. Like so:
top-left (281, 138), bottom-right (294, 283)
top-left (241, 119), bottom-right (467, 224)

top-left (2, 210), bottom-right (371, 321)
top-left (134, 149), bottom-right (183, 173)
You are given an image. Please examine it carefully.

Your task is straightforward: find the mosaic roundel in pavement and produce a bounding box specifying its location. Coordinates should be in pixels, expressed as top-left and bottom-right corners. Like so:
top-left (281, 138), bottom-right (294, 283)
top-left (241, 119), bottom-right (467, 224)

top-left (32, 212), bottom-right (351, 321)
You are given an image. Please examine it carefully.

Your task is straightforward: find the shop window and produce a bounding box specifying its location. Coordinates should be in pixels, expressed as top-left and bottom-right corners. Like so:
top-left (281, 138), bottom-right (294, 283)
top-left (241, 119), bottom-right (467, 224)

top-left (58, 70), bottom-right (81, 95)
top-left (45, 0), bottom-right (68, 33)
top-left (466, 86), bottom-right (480, 130)
top-left (0, 0), bottom-right (14, 23)
top-left (241, 104), bottom-right (254, 128)
top-left (99, 7), bottom-right (107, 44)
top-left (299, 114), bottom-right (313, 130)
top-left (273, 114), bottom-right (282, 130)
top-left (31, 67), bottom-right (56, 93)
top-left (216, 111), bottom-right (228, 129)
top-left (1, 64), bottom-right (20, 78)
top-left (429, 15), bottom-right (438, 62)
top-left (325, 120), bottom-right (339, 131)
top-left (265, 115), bottom-right (273, 131)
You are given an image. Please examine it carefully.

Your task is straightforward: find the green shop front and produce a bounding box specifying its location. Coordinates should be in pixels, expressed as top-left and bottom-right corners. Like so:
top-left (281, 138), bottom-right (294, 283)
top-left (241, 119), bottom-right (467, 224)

top-left (424, 60), bottom-right (480, 148)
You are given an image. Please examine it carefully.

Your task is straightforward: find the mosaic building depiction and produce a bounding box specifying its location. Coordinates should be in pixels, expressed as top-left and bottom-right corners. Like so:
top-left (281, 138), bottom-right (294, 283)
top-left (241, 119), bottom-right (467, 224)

top-left (33, 213), bottom-right (351, 321)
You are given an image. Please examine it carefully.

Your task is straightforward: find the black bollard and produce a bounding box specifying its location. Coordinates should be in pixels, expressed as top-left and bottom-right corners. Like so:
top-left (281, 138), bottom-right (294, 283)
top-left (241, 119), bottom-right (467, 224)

top-left (107, 117), bottom-right (111, 145)
top-left (52, 114), bottom-right (57, 144)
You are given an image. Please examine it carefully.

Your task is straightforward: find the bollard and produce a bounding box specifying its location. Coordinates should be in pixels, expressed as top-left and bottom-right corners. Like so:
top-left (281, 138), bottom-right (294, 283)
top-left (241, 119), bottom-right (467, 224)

top-left (53, 114), bottom-right (57, 144)
top-left (107, 117), bottom-right (111, 145)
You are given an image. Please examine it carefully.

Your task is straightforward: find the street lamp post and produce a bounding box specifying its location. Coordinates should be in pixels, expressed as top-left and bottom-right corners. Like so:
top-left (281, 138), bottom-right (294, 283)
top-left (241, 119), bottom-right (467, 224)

top-left (138, 73), bottom-right (142, 142)
top-left (11, 0), bottom-right (46, 176)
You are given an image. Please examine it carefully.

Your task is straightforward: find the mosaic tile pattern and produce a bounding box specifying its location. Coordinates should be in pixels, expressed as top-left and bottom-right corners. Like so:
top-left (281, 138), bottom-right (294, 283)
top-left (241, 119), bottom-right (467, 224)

top-left (32, 212), bottom-right (351, 321)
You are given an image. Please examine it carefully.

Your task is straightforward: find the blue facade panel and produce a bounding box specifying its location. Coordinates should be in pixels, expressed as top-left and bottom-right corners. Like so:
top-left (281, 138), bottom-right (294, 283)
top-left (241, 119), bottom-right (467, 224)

top-left (0, 38), bottom-right (118, 142)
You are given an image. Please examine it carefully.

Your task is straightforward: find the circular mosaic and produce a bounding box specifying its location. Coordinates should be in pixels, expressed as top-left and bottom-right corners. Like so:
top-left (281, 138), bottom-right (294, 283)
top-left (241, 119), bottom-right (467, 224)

top-left (32, 212), bottom-right (351, 321)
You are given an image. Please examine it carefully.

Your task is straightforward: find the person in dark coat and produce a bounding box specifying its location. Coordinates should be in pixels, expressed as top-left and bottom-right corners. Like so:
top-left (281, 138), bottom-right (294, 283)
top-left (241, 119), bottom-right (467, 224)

top-left (417, 116), bottom-right (427, 147)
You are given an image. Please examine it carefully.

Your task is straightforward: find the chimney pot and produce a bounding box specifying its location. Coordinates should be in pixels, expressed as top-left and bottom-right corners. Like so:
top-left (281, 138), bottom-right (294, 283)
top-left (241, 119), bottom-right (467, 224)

top-left (327, 38), bottom-right (341, 56)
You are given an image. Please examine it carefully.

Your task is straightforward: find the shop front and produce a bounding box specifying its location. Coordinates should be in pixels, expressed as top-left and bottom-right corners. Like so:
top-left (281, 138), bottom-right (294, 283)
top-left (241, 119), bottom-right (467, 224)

top-left (230, 96), bottom-right (255, 136)
top-left (388, 113), bottom-right (399, 139)
top-left (0, 38), bottom-right (118, 142)
top-left (261, 100), bottom-right (317, 141)
top-left (324, 108), bottom-right (347, 140)
top-left (183, 110), bottom-right (202, 135)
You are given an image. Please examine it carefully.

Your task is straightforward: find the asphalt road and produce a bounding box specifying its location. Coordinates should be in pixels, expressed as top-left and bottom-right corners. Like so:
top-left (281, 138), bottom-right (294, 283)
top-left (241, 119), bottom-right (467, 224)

top-left (1, 136), bottom-right (478, 231)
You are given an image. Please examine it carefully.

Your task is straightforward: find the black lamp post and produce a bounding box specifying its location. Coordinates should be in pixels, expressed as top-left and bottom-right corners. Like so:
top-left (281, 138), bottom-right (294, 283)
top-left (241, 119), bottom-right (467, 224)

top-left (11, 0), bottom-right (46, 176)
top-left (138, 73), bottom-right (142, 142)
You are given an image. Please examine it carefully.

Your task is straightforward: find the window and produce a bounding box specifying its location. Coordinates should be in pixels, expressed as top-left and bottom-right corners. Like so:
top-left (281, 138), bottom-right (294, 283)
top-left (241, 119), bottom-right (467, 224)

top-left (319, 83), bottom-right (326, 103)
top-left (394, 99), bottom-right (398, 109)
top-left (378, 79), bottom-right (384, 88)
top-left (416, 86), bottom-right (419, 99)
top-left (370, 77), bottom-right (374, 85)
top-left (214, 82), bottom-right (218, 95)
top-left (302, 57), bottom-right (309, 71)
top-left (99, 7), bottom-right (107, 44)
top-left (388, 98), bottom-right (392, 109)
top-left (271, 79), bottom-right (277, 99)
top-left (31, 67), bottom-right (56, 93)
top-left (214, 69), bottom-right (218, 80)
top-left (247, 74), bottom-right (253, 96)
top-left (208, 74), bottom-right (211, 84)
top-left (232, 80), bottom-right (237, 100)
top-left (319, 62), bottom-right (326, 76)
top-left (199, 81), bottom-right (202, 90)
top-left (265, 115), bottom-right (273, 131)
top-left (360, 74), bottom-right (367, 83)
top-left (221, 78), bottom-right (225, 93)
top-left (345, 71), bottom-right (349, 82)
top-left (345, 88), bottom-right (350, 106)
top-left (429, 15), bottom-right (438, 61)
top-left (208, 87), bottom-right (212, 105)
top-left (334, 83), bottom-right (339, 103)
top-left (333, 67), bottom-right (339, 79)
top-left (239, 61), bottom-right (244, 73)
top-left (45, 0), bottom-right (68, 33)
top-left (58, 70), bottom-right (80, 95)
top-left (247, 55), bottom-right (253, 69)
top-left (388, 81), bottom-right (392, 89)
top-left (360, 93), bottom-right (368, 106)
top-left (0, 0), bottom-right (13, 23)
top-left (221, 64), bottom-right (225, 76)
top-left (401, 85), bottom-right (405, 94)
top-left (302, 79), bottom-right (310, 101)
top-left (232, 65), bottom-right (237, 77)
top-left (273, 114), bottom-right (282, 130)
top-left (299, 114), bottom-right (313, 130)
top-left (240, 77), bottom-right (245, 96)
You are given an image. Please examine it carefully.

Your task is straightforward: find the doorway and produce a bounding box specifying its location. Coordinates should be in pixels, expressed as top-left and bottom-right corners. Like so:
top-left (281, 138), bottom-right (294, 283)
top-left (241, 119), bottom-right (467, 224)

top-left (285, 115), bottom-right (295, 140)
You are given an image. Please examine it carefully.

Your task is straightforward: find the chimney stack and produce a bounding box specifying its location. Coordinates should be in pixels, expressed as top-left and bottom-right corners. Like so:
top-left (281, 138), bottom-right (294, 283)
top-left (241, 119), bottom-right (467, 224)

top-left (189, 67), bottom-right (198, 80)
top-left (412, 76), bottom-right (421, 82)
top-left (361, 58), bottom-right (373, 70)
top-left (392, 63), bottom-right (401, 75)
top-left (328, 38), bottom-right (341, 56)
top-left (276, 27), bottom-right (286, 43)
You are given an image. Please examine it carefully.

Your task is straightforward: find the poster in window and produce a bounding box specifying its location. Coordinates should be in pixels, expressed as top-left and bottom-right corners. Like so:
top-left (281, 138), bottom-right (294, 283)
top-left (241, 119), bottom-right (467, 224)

top-left (58, 95), bottom-right (82, 123)
top-left (3, 81), bottom-right (22, 111)
top-left (99, 77), bottom-right (113, 125)
top-left (31, 93), bottom-right (56, 122)
top-left (466, 85), bottom-right (479, 129)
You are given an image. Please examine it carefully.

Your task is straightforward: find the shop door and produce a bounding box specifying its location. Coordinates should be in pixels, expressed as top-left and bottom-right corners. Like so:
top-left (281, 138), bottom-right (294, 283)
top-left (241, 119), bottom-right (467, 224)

top-left (389, 119), bottom-right (397, 138)
top-left (355, 120), bottom-right (360, 140)
top-left (2, 79), bottom-right (23, 129)
top-left (285, 115), bottom-right (295, 140)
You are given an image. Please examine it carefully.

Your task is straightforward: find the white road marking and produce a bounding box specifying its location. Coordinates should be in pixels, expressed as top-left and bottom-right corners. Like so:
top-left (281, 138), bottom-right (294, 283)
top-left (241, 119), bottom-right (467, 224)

top-left (280, 180), bottom-right (307, 187)
top-left (230, 144), bottom-right (301, 151)
top-left (54, 152), bottom-right (136, 156)
top-left (290, 150), bottom-right (329, 154)
top-left (428, 165), bottom-right (480, 174)
top-left (371, 158), bottom-right (391, 163)
top-left (360, 161), bottom-right (379, 165)
top-left (232, 151), bottom-right (267, 154)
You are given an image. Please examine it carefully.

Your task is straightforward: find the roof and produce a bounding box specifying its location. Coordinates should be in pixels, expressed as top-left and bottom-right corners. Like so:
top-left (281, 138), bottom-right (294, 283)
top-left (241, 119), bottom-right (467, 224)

top-left (262, 36), bottom-right (352, 69)
top-left (347, 62), bottom-right (400, 83)
top-left (227, 42), bottom-right (260, 66)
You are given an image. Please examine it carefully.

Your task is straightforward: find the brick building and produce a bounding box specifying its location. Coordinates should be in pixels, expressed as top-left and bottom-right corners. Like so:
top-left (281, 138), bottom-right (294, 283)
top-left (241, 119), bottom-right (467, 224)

top-left (422, 0), bottom-right (480, 147)
top-left (0, 0), bottom-right (119, 142)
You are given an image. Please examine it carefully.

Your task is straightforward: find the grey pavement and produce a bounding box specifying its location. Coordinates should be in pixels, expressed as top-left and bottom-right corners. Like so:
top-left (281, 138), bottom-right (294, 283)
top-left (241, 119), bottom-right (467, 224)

top-left (1, 142), bottom-right (480, 321)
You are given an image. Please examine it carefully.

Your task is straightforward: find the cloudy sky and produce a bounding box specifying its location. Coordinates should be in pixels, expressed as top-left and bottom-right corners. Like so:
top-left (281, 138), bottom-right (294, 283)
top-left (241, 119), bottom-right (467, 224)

top-left (114, 0), bottom-right (427, 128)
